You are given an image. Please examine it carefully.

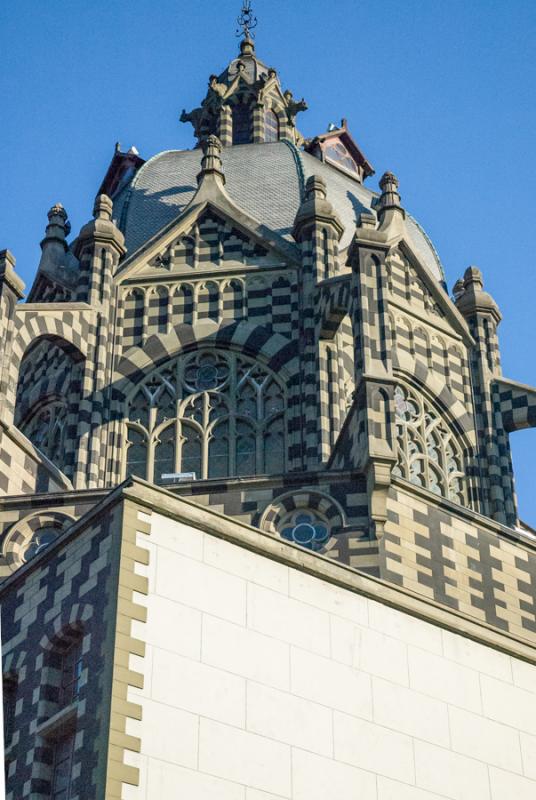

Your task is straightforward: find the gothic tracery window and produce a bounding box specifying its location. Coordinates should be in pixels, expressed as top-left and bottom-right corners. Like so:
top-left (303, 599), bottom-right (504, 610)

top-left (20, 401), bottom-right (67, 469)
top-left (324, 141), bottom-right (358, 175)
top-left (392, 384), bottom-right (466, 504)
top-left (125, 349), bottom-right (286, 483)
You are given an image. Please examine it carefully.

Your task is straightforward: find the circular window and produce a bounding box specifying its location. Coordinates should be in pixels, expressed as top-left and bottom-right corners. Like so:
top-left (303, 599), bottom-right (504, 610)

top-left (280, 512), bottom-right (330, 551)
top-left (184, 352), bottom-right (230, 392)
top-left (23, 527), bottom-right (59, 563)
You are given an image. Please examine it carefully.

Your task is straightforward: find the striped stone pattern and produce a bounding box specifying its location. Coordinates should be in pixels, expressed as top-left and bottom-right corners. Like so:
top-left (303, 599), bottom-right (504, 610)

top-left (494, 377), bottom-right (536, 433)
top-left (217, 105), bottom-right (232, 147)
top-left (5, 307), bottom-right (92, 422)
top-left (0, 470), bottom-right (372, 582)
top-left (464, 309), bottom-right (516, 526)
top-left (387, 250), bottom-right (472, 409)
top-left (14, 341), bottom-right (77, 421)
top-left (14, 339), bottom-right (84, 480)
top-left (1, 508), bottom-right (121, 800)
top-left (384, 484), bottom-right (536, 642)
top-left (0, 425), bottom-right (69, 497)
top-left (27, 273), bottom-right (75, 303)
top-left (1, 123), bottom-right (535, 649)
top-left (387, 251), bottom-right (445, 315)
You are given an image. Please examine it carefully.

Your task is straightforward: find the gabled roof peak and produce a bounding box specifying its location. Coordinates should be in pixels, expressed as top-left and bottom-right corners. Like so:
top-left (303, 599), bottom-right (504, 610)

top-left (304, 119), bottom-right (374, 183)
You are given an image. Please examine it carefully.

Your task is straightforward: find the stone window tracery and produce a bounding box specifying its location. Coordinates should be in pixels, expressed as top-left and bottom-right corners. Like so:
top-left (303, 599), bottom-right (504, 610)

top-left (125, 349), bottom-right (286, 483)
top-left (20, 400), bottom-right (68, 469)
top-left (392, 384), bottom-right (466, 504)
top-left (325, 141), bottom-right (358, 175)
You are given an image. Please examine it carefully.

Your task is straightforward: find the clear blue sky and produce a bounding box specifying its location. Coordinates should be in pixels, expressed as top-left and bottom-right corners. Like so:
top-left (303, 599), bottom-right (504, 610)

top-left (1, 0), bottom-right (535, 522)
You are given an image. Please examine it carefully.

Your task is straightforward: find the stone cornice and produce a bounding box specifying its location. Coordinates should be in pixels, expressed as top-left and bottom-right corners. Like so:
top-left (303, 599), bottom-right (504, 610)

top-left (3, 477), bottom-right (532, 664)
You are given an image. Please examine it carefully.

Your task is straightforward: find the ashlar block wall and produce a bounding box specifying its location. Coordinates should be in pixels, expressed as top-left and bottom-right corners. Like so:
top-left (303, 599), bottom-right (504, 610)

top-left (123, 509), bottom-right (536, 800)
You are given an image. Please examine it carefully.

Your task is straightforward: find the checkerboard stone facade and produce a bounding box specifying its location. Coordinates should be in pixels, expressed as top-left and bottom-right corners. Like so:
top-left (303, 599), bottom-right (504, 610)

top-left (1, 26), bottom-right (536, 798)
top-left (1, 503), bottom-right (122, 799)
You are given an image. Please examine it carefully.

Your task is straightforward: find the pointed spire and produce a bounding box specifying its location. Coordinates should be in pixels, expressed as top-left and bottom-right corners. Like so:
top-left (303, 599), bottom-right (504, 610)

top-left (197, 135), bottom-right (226, 186)
top-left (43, 203), bottom-right (71, 245)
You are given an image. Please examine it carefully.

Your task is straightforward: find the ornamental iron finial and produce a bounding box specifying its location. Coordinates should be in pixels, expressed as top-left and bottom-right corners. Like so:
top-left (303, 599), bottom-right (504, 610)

top-left (236, 1), bottom-right (257, 40)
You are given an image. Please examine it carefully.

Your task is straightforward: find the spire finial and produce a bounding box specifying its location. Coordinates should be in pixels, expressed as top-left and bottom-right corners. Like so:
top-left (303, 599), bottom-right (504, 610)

top-left (197, 135), bottom-right (226, 186)
top-left (236, 1), bottom-right (257, 41)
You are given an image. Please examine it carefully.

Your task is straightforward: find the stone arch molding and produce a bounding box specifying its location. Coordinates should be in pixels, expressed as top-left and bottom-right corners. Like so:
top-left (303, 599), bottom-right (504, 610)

top-left (12, 311), bottom-right (90, 363)
top-left (0, 510), bottom-right (75, 577)
top-left (393, 347), bottom-right (476, 445)
top-left (39, 602), bottom-right (94, 652)
top-left (259, 489), bottom-right (346, 553)
top-left (114, 320), bottom-right (299, 400)
top-left (4, 310), bottom-right (90, 419)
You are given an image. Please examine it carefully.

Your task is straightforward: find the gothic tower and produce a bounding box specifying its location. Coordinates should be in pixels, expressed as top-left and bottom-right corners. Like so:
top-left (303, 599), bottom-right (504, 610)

top-left (1, 7), bottom-right (536, 799)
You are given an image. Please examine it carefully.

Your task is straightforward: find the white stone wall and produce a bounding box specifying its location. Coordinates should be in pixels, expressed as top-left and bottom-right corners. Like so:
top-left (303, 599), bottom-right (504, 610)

top-left (123, 511), bottom-right (536, 800)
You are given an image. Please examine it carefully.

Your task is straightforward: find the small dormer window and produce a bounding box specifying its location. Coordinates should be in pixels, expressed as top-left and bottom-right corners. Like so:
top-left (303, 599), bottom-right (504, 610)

top-left (325, 141), bottom-right (358, 175)
top-left (232, 103), bottom-right (251, 145)
top-left (264, 110), bottom-right (279, 142)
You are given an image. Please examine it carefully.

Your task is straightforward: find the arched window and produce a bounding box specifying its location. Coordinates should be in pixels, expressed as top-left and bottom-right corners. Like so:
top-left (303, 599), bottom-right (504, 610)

top-left (125, 349), bottom-right (286, 483)
top-left (57, 637), bottom-right (83, 707)
top-left (181, 425), bottom-right (202, 477)
top-left (153, 425), bottom-right (176, 483)
top-left (264, 416), bottom-right (285, 474)
top-left (232, 103), bottom-right (251, 145)
top-left (45, 634), bottom-right (83, 799)
top-left (392, 383), bottom-right (466, 504)
top-left (20, 400), bottom-right (67, 469)
top-left (126, 428), bottom-right (148, 479)
top-left (236, 421), bottom-right (256, 475)
top-left (264, 109), bottom-right (279, 142)
top-left (208, 421), bottom-right (230, 478)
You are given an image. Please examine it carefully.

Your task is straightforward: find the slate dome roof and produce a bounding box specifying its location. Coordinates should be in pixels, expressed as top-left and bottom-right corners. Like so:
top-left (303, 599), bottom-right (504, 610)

top-left (113, 141), bottom-right (445, 283)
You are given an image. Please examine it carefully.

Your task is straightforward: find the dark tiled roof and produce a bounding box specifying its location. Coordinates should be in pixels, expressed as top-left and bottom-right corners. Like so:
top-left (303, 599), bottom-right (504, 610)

top-left (114, 141), bottom-right (444, 282)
